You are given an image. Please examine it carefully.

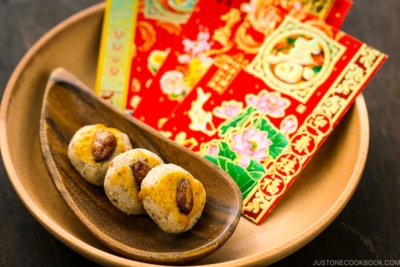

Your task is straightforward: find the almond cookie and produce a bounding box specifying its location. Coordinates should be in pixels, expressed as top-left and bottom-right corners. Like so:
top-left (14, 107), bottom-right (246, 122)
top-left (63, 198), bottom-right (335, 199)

top-left (104, 148), bottom-right (164, 215)
top-left (139, 164), bottom-right (206, 233)
top-left (68, 124), bottom-right (132, 186)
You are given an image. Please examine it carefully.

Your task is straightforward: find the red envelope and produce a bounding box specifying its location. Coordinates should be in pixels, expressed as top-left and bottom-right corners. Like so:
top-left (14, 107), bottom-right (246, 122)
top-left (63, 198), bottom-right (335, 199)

top-left (132, 0), bottom-right (246, 126)
top-left (132, 0), bottom-right (353, 127)
top-left (125, 9), bottom-right (185, 114)
top-left (95, 0), bottom-right (196, 113)
top-left (155, 15), bottom-right (386, 224)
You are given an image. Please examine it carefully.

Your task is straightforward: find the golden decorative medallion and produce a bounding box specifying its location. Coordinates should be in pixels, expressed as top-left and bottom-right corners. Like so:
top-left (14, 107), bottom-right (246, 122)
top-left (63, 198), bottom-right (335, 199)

top-left (246, 16), bottom-right (346, 104)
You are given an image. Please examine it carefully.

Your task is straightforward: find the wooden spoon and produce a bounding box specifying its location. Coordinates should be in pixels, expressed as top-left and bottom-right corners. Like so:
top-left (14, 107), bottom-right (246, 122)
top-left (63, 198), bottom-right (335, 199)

top-left (39, 68), bottom-right (242, 265)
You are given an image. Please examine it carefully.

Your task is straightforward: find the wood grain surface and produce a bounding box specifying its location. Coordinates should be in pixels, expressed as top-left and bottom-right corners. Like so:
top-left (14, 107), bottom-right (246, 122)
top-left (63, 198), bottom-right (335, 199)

top-left (39, 68), bottom-right (241, 264)
top-left (0, 0), bottom-right (399, 266)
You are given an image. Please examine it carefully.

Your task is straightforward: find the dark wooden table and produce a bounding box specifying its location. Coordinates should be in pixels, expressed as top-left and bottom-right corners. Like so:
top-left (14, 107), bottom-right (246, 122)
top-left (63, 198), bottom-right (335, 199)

top-left (0, 0), bottom-right (398, 266)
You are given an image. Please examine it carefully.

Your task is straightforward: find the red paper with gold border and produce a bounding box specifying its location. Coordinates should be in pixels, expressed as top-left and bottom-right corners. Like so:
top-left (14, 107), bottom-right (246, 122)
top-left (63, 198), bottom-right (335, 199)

top-left (132, 0), bottom-right (247, 126)
top-left (132, 0), bottom-right (352, 127)
top-left (125, 7), bottom-right (185, 114)
top-left (95, 0), bottom-right (196, 113)
top-left (157, 15), bottom-right (386, 225)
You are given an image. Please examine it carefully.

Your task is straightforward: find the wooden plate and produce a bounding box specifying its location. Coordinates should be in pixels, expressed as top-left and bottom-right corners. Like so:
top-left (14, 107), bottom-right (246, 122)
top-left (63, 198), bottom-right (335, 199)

top-left (0, 3), bottom-right (369, 266)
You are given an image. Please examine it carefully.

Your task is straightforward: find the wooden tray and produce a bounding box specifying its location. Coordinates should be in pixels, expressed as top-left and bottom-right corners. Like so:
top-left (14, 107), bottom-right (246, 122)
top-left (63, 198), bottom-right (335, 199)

top-left (0, 3), bottom-right (369, 266)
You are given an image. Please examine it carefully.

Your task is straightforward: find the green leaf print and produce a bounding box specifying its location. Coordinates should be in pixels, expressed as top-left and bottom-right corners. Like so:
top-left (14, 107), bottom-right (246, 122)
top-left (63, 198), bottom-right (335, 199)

top-left (217, 142), bottom-right (237, 161)
top-left (219, 107), bottom-right (256, 135)
top-left (204, 154), bottom-right (266, 199)
top-left (240, 178), bottom-right (258, 199)
top-left (269, 133), bottom-right (288, 159)
top-left (256, 118), bottom-right (288, 159)
top-left (204, 155), bottom-right (218, 165)
top-left (226, 161), bottom-right (259, 199)
top-left (246, 158), bottom-right (265, 173)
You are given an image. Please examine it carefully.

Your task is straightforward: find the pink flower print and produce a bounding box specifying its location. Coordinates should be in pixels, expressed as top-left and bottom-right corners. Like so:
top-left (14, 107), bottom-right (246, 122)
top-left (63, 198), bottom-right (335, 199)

top-left (247, 91), bottom-right (290, 118)
top-left (197, 31), bottom-right (210, 42)
top-left (198, 54), bottom-right (214, 68)
top-left (232, 128), bottom-right (272, 167)
top-left (182, 30), bottom-right (211, 57)
top-left (177, 54), bottom-right (191, 64)
top-left (240, 0), bottom-right (257, 13)
top-left (193, 33), bottom-right (211, 55)
top-left (182, 38), bottom-right (196, 53)
top-left (281, 115), bottom-right (298, 135)
top-left (214, 100), bottom-right (243, 120)
top-left (293, 1), bottom-right (302, 10)
top-left (207, 144), bottom-right (218, 155)
top-left (160, 70), bottom-right (187, 96)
